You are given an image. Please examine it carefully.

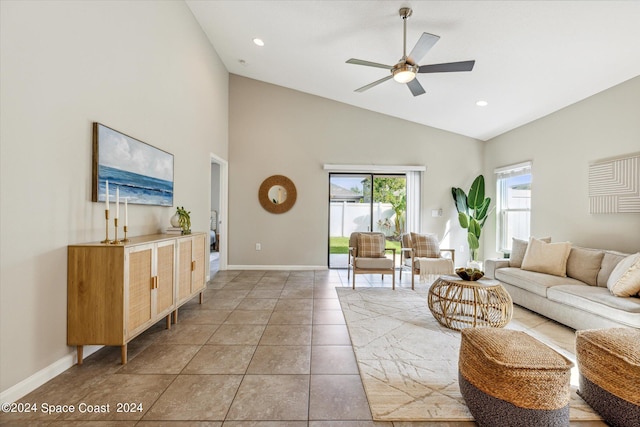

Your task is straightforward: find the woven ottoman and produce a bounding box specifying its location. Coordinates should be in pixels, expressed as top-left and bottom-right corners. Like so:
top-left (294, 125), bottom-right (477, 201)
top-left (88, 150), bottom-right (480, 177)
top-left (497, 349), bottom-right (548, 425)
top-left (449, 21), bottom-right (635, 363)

top-left (575, 328), bottom-right (640, 427)
top-left (459, 328), bottom-right (574, 427)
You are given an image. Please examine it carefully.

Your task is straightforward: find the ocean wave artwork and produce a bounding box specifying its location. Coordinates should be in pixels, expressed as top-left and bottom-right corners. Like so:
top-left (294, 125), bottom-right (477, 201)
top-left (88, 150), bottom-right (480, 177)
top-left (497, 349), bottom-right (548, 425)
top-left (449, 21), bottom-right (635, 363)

top-left (93, 123), bottom-right (174, 206)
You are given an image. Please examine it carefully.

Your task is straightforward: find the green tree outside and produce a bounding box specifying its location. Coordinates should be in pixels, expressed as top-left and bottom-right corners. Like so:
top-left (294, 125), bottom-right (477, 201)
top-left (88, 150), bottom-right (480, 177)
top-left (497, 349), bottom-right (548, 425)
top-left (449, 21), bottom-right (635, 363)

top-left (362, 176), bottom-right (406, 238)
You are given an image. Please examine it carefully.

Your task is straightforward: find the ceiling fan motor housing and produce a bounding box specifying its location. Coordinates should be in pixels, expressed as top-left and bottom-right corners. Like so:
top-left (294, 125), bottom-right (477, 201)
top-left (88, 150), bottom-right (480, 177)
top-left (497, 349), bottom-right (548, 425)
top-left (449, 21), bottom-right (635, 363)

top-left (392, 62), bottom-right (418, 83)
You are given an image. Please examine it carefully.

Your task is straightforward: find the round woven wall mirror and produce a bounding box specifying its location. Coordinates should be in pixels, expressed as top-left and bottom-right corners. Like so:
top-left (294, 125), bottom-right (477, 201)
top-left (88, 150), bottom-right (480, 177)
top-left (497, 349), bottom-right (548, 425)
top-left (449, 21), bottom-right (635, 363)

top-left (258, 175), bottom-right (297, 214)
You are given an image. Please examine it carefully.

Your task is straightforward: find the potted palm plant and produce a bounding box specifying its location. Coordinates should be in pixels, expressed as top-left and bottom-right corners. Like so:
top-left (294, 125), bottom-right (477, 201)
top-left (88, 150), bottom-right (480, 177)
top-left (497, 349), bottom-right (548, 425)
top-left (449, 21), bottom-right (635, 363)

top-left (451, 175), bottom-right (491, 268)
top-left (176, 206), bottom-right (191, 235)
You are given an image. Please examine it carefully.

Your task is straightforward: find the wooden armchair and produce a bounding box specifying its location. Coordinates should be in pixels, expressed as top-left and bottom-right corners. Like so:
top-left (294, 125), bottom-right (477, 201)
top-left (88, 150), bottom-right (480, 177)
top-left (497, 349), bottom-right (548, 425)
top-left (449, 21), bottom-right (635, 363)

top-left (347, 232), bottom-right (396, 289)
top-left (399, 232), bottom-right (455, 289)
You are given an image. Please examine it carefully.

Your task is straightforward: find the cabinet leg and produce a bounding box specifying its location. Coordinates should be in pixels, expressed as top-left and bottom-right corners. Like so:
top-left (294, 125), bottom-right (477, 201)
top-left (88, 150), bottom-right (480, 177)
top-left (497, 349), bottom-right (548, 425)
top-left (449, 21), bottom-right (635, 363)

top-left (199, 292), bottom-right (204, 304)
top-left (173, 309), bottom-right (178, 324)
top-left (77, 346), bottom-right (84, 365)
top-left (166, 314), bottom-right (171, 330)
top-left (121, 345), bottom-right (127, 364)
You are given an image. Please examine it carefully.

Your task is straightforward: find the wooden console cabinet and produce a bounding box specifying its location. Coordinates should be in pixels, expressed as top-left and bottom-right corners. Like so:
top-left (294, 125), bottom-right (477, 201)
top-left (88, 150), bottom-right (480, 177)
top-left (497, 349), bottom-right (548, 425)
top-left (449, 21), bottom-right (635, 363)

top-left (67, 232), bottom-right (207, 364)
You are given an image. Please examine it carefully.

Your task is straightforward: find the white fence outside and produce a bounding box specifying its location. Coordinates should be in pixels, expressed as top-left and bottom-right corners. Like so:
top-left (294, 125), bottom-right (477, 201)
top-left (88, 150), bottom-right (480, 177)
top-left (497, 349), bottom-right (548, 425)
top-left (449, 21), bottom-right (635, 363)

top-left (330, 201), bottom-right (400, 237)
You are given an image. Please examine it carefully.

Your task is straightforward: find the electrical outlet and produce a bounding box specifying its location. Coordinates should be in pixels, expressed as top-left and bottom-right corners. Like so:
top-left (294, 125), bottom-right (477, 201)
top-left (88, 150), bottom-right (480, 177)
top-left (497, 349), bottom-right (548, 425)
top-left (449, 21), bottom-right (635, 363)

top-left (459, 245), bottom-right (465, 253)
top-left (255, 243), bottom-right (261, 251)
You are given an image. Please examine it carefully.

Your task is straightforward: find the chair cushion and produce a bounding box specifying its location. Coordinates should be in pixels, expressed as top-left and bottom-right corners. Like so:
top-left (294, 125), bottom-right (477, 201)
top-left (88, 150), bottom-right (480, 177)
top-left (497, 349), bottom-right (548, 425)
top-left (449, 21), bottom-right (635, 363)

top-left (355, 257), bottom-right (393, 269)
top-left (414, 257), bottom-right (454, 275)
top-left (410, 232), bottom-right (439, 258)
top-left (357, 233), bottom-right (386, 258)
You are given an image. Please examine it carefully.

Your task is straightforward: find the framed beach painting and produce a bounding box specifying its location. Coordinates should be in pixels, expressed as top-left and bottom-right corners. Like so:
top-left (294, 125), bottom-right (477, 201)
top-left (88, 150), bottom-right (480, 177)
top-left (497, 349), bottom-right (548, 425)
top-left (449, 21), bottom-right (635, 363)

top-left (92, 123), bottom-right (174, 206)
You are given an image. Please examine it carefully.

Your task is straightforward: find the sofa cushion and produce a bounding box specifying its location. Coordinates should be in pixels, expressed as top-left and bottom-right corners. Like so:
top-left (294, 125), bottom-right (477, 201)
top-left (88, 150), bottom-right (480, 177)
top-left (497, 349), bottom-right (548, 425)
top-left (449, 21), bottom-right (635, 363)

top-left (597, 251), bottom-right (629, 288)
top-left (357, 233), bottom-right (386, 258)
top-left (410, 232), bottom-right (439, 258)
top-left (510, 237), bottom-right (551, 268)
top-left (566, 247), bottom-right (604, 286)
top-left (495, 267), bottom-right (585, 298)
top-left (521, 238), bottom-right (571, 277)
top-left (547, 285), bottom-right (640, 327)
top-left (607, 253), bottom-right (640, 297)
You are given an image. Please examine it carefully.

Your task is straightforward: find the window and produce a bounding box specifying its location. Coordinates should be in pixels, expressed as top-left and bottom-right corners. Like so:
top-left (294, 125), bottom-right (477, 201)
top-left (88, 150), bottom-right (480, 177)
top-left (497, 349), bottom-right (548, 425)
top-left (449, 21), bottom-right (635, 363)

top-left (495, 161), bottom-right (532, 253)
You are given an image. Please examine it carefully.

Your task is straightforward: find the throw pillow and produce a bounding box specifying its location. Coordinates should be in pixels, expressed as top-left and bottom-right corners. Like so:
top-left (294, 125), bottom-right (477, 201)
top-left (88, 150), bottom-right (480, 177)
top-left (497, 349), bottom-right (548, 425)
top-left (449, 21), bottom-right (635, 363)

top-left (607, 253), bottom-right (640, 297)
top-left (402, 233), bottom-right (413, 259)
top-left (410, 232), bottom-right (440, 258)
top-left (510, 237), bottom-right (551, 268)
top-left (357, 233), bottom-right (386, 258)
top-left (521, 237), bottom-right (572, 277)
top-left (566, 247), bottom-right (605, 286)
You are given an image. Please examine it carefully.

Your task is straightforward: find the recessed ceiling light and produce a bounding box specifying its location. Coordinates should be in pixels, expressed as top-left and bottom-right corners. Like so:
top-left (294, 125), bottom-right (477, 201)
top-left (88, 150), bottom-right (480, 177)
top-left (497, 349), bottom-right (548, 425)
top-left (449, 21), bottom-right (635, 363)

top-left (253, 38), bottom-right (265, 47)
top-left (476, 100), bottom-right (488, 107)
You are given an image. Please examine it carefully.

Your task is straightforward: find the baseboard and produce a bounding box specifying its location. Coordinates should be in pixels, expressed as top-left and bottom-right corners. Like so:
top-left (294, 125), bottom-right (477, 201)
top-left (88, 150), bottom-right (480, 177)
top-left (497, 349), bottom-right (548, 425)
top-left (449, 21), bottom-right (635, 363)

top-left (226, 265), bottom-right (328, 271)
top-left (0, 345), bottom-right (102, 403)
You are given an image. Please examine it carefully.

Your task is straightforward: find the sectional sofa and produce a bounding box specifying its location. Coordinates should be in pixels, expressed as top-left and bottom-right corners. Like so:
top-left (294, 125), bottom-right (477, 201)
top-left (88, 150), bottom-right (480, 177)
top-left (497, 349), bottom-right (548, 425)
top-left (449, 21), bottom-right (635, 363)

top-left (485, 238), bottom-right (640, 331)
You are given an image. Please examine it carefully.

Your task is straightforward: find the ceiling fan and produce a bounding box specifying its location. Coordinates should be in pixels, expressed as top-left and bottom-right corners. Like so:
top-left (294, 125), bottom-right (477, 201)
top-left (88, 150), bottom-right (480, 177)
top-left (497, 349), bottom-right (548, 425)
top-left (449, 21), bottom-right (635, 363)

top-left (346, 7), bottom-right (475, 96)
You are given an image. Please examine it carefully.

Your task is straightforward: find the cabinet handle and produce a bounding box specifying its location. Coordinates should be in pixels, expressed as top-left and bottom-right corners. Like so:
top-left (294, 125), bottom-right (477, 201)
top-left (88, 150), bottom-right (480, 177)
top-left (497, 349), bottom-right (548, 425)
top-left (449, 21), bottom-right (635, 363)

top-left (191, 260), bottom-right (196, 271)
top-left (150, 276), bottom-right (158, 290)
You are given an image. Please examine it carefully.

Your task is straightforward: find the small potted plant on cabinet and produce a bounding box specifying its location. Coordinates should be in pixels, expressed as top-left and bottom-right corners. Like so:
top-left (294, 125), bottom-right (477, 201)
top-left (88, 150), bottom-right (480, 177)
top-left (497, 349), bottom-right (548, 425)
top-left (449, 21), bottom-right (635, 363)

top-left (176, 206), bottom-right (191, 235)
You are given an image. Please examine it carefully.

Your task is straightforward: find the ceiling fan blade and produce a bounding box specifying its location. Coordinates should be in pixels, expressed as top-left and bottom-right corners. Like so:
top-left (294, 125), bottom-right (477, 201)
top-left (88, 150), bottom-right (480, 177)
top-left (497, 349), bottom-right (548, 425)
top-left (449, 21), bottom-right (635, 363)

top-left (346, 58), bottom-right (393, 70)
top-left (354, 75), bottom-right (393, 93)
top-left (418, 60), bottom-right (476, 73)
top-left (407, 32), bottom-right (440, 65)
top-left (407, 78), bottom-right (426, 96)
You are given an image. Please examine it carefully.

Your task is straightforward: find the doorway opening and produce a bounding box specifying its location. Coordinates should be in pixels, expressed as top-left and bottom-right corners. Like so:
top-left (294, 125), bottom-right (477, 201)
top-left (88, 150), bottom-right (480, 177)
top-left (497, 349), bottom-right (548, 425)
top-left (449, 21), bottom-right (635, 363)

top-left (328, 173), bottom-right (407, 268)
top-left (209, 153), bottom-right (228, 277)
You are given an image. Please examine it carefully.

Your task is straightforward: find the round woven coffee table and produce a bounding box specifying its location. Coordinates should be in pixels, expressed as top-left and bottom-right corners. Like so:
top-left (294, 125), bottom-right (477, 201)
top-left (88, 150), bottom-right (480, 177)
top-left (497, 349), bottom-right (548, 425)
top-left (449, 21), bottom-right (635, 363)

top-left (428, 275), bottom-right (513, 331)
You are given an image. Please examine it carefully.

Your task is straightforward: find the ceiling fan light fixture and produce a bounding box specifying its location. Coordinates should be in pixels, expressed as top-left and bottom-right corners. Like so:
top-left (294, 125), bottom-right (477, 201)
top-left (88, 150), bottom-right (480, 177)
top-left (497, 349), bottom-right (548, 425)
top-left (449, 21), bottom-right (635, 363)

top-left (392, 63), bottom-right (417, 83)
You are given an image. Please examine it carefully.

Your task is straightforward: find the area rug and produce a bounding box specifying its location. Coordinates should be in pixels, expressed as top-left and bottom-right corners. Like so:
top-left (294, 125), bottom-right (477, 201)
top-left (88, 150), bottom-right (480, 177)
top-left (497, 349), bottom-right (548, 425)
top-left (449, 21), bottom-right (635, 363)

top-left (336, 287), bottom-right (601, 422)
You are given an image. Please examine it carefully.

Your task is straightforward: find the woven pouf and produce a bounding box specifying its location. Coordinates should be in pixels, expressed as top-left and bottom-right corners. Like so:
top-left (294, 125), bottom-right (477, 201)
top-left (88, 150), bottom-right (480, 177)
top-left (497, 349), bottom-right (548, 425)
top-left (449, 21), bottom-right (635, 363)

top-left (575, 328), bottom-right (640, 427)
top-left (458, 328), bottom-right (574, 427)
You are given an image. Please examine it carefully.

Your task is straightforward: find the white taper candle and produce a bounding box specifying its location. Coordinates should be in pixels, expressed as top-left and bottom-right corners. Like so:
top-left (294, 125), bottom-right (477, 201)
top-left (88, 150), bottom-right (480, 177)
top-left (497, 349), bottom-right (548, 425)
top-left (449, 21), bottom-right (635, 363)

top-left (105, 180), bottom-right (109, 211)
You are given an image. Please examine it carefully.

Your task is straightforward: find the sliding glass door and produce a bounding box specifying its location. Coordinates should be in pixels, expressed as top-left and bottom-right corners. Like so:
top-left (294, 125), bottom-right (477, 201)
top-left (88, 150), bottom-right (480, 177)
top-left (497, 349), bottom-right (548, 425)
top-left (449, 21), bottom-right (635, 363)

top-left (328, 173), bottom-right (406, 268)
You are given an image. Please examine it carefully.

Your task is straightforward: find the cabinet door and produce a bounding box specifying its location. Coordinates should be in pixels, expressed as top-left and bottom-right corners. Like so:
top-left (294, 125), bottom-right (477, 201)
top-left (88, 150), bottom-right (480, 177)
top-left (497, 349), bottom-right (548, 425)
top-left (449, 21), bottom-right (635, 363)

top-left (177, 237), bottom-right (193, 303)
top-left (156, 240), bottom-right (175, 316)
top-left (127, 245), bottom-right (153, 337)
top-left (191, 233), bottom-right (206, 294)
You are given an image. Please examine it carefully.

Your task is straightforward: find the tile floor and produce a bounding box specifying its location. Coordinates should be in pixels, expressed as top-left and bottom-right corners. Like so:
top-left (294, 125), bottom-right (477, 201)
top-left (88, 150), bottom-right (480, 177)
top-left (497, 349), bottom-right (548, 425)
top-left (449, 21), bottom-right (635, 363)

top-left (0, 268), bottom-right (606, 426)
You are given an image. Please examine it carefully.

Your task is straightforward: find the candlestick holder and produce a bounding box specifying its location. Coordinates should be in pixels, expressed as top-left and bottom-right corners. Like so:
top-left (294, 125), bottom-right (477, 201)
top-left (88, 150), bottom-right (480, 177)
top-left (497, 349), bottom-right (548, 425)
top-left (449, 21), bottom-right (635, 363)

top-left (111, 218), bottom-right (123, 245)
top-left (123, 225), bottom-right (130, 243)
top-left (101, 210), bottom-right (112, 244)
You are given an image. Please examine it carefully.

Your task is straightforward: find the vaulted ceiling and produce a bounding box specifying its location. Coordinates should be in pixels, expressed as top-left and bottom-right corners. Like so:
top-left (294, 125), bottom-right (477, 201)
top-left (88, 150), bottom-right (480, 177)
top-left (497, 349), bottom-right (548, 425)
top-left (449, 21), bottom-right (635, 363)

top-left (186, 1), bottom-right (640, 141)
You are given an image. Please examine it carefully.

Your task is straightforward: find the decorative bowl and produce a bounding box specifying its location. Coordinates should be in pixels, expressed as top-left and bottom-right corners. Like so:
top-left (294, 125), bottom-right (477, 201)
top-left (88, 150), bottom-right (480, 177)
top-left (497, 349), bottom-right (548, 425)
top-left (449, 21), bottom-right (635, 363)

top-left (455, 267), bottom-right (485, 281)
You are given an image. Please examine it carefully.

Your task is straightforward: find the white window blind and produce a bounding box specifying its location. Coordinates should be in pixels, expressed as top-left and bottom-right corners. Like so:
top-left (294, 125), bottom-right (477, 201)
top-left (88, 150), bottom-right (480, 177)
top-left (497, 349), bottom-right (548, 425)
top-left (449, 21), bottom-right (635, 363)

top-left (495, 161), bottom-right (532, 253)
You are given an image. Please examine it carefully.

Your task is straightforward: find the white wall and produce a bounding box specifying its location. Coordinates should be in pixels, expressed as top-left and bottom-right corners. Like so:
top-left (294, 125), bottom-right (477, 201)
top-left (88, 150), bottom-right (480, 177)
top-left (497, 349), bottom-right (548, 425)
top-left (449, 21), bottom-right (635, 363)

top-left (228, 75), bottom-right (483, 268)
top-left (483, 76), bottom-right (640, 257)
top-left (0, 0), bottom-right (228, 394)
